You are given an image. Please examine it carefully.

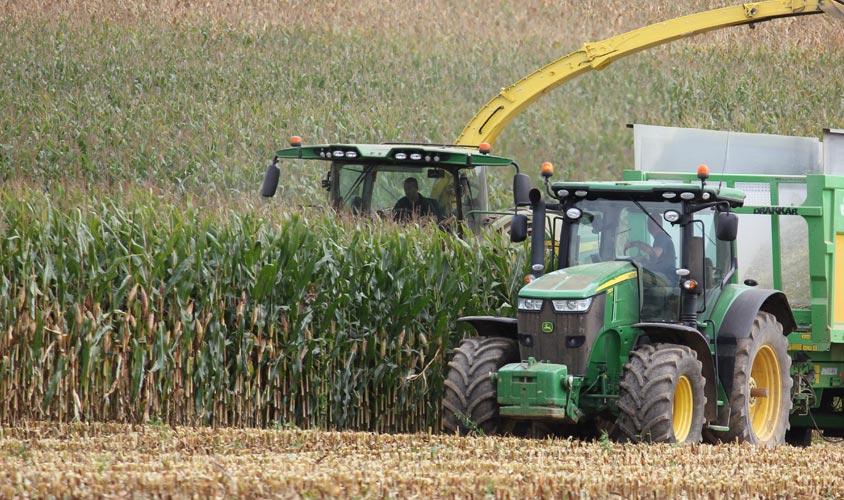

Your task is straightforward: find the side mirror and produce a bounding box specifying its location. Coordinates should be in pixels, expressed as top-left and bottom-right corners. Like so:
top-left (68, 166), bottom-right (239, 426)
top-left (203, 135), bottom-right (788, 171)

top-left (513, 173), bottom-right (531, 206)
top-left (510, 214), bottom-right (528, 243)
top-left (260, 162), bottom-right (281, 198)
top-left (716, 212), bottom-right (738, 241)
top-left (528, 188), bottom-right (542, 207)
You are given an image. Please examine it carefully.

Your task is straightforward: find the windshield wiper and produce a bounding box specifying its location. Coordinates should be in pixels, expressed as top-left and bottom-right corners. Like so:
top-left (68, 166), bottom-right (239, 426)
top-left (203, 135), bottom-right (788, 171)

top-left (630, 198), bottom-right (672, 239)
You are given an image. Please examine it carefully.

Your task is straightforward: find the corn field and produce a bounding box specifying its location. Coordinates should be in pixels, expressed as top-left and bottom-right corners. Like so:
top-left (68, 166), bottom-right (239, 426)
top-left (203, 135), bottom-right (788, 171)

top-left (1, 422), bottom-right (842, 499)
top-left (0, 190), bottom-right (526, 430)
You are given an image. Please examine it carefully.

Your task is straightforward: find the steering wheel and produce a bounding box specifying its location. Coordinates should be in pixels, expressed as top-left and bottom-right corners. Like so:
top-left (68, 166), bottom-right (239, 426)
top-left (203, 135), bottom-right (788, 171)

top-left (624, 241), bottom-right (652, 260)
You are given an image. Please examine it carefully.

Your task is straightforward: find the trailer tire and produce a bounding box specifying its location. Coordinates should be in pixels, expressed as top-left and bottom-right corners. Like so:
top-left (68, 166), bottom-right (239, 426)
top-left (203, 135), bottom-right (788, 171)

top-left (715, 311), bottom-right (792, 446)
top-left (443, 337), bottom-right (518, 436)
top-left (614, 343), bottom-right (706, 444)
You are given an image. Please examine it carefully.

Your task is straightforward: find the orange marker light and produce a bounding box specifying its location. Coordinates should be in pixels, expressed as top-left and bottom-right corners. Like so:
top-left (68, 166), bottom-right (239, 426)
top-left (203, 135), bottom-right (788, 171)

top-left (683, 279), bottom-right (698, 291)
top-left (478, 142), bottom-right (491, 154)
top-left (290, 135), bottom-right (303, 147)
top-left (697, 164), bottom-right (710, 180)
top-left (541, 162), bottom-right (554, 178)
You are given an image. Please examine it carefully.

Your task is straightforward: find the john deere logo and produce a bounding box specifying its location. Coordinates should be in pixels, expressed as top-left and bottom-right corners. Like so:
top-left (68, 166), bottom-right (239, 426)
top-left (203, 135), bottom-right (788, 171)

top-left (541, 322), bottom-right (554, 333)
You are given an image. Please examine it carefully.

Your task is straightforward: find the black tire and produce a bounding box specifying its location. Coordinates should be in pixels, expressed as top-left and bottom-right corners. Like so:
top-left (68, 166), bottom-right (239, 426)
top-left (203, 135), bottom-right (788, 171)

top-left (442, 337), bottom-right (519, 435)
top-left (714, 311), bottom-right (792, 446)
top-left (785, 426), bottom-right (813, 447)
top-left (614, 343), bottom-right (706, 444)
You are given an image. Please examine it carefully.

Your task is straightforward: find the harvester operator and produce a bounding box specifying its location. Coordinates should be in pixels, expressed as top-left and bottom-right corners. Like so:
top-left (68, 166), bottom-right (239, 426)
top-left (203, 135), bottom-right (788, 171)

top-left (393, 177), bottom-right (444, 222)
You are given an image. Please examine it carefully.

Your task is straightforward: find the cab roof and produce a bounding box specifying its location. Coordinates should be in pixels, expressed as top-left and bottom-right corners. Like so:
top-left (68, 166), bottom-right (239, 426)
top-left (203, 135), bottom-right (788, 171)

top-left (275, 143), bottom-right (515, 169)
top-left (549, 180), bottom-right (746, 207)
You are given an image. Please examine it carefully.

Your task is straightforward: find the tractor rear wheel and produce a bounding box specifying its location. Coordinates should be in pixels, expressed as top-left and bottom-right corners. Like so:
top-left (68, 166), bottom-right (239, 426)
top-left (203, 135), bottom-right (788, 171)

top-left (443, 336), bottom-right (519, 435)
top-left (715, 311), bottom-right (792, 446)
top-left (614, 343), bottom-right (706, 443)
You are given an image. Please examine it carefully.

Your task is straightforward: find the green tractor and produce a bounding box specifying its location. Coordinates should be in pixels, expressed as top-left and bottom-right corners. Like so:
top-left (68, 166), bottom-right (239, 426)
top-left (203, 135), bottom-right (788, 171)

top-left (444, 163), bottom-right (844, 445)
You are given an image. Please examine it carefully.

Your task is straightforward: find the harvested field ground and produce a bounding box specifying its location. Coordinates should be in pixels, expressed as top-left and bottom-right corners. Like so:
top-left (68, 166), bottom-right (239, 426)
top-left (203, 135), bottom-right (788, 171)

top-left (1, 423), bottom-right (843, 499)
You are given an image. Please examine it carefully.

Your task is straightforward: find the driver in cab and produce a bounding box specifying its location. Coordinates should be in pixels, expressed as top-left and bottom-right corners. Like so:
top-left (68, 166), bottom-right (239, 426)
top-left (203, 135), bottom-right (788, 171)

top-left (393, 177), bottom-right (443, 222)
top-left (624, 217), bottom-right (677, 282)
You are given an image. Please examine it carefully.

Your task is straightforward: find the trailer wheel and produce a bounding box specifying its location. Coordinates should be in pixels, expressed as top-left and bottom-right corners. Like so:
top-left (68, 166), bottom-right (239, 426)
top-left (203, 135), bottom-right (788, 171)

top-left (614, 343), bottom-right (706, 444)
top-left (716, 311), bottom-right (792, 446)
top-left (442, 337), bottom-right (519, 435)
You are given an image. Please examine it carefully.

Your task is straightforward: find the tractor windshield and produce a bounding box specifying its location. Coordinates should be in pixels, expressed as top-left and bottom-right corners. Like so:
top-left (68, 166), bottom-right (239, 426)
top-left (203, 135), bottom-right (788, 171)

top-left (564, 199), bottom-right (682, 321)
top-left (566, 199), bottom-right (679, 273)
top-left (332, 163), bottom-right (488, 229)
top-left (562, 198), bottom-right (732, 322)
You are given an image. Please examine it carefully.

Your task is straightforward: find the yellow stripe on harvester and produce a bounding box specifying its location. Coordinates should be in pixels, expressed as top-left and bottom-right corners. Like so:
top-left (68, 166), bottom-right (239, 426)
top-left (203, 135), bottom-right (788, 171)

top-left (596, 271), bottom-right (638, 292)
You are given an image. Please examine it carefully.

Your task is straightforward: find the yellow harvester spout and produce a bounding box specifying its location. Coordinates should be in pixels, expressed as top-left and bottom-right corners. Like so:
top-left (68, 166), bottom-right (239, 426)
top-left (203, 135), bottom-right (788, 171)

top-left (455, 0), bottom-right (839, 148)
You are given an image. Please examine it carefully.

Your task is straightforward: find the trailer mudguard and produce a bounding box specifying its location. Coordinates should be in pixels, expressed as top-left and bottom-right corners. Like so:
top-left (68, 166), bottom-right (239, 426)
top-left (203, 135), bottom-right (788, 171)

top-left (457, 316), bottom-right (518, 340)
top-left (714, 288), bottom-right (796, 413)
top-left (633, 323), bottom-right (717, 421)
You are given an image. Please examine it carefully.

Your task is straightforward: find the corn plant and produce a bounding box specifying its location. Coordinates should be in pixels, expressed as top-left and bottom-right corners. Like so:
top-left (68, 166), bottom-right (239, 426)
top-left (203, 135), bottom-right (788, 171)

top-left (0, 189), bottom-right (527, 430)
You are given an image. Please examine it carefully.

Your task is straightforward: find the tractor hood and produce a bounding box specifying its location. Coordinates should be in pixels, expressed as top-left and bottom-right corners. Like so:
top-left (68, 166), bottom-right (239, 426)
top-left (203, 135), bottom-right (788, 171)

top-left (519, 261), bottom-right (637, 299)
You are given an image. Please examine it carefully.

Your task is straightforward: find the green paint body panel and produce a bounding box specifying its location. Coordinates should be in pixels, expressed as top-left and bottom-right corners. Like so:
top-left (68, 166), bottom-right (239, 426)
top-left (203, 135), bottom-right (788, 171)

top-left (519, 261), bottom-right (635, 299)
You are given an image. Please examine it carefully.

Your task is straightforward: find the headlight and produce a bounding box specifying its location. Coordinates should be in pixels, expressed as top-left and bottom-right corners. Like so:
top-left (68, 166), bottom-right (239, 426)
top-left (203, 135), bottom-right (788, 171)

top-left (663, 210), bottom-right (681, 223)
top-left (518, 298), bottom-right (543, 311)
top-left (566, 208), bottom-right (582, 220)
top-left (552, 297), bottom-right (593, 313)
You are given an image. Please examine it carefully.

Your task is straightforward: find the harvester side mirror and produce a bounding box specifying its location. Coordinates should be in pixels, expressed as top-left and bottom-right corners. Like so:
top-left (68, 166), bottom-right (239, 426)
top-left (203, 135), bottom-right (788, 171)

top-left (510, 214), bottom-right (528, 243)
top-left (513, 173), bottom-right (531, 206)
top-left (716, 212), bottom-right (738, 241)
top-left (260, 161), bottom-right (281, 198)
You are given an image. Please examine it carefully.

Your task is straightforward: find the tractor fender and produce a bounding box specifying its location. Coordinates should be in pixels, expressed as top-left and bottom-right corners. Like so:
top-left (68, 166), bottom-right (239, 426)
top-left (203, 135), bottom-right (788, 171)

top-left (456, 316), bottom-right (518, 340)
top-left (716, 288), bottom-right (797, 341)
top-left (633, 323), bottom-right (717, 422)
top-left (713, 287), bottom-right (796, 419)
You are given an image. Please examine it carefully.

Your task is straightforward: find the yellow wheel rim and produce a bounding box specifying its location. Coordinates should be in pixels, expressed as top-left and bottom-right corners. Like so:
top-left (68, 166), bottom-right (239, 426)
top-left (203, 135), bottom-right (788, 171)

top-left (673, 375), bottom-right (693, 442)
top-left (749, 345), bottom-right (782, 442)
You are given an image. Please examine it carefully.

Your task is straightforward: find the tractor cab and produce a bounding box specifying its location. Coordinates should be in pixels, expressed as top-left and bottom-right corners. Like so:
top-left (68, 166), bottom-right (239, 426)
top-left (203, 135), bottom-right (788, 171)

top-left (261, 138), bottom-right (522, 235)
top-left (512, 166), bottom-right (744, 326)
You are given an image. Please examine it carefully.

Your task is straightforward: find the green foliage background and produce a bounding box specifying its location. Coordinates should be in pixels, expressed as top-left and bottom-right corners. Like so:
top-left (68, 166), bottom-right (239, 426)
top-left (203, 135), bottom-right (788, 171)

top-left (1, 1), bottom-right (842, 428)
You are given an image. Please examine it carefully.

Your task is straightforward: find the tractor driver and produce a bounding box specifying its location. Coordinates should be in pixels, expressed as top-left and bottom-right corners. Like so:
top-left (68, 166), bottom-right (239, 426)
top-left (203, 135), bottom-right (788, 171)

top-left (393, 177), bottom-right (443, 222)
top-left (624, 217), bottom-right (677, 282)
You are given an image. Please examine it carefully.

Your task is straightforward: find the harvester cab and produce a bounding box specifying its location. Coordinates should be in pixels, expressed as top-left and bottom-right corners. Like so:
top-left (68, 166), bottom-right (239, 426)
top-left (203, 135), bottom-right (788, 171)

top-left (260, 137), bottom-right (528, 235)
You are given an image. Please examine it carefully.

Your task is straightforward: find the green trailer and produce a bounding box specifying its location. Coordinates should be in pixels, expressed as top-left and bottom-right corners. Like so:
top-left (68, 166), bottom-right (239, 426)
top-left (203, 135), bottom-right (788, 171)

top-left (444, 160), bottom-right (844, 445)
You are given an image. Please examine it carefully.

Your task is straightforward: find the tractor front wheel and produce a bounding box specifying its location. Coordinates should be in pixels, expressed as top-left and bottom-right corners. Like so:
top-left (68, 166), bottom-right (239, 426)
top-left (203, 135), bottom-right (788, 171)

top-left (442, 336), bottom-right (519, 435)
top-left (615, 343), bottom-right (706, 443)
top-left (715, 311), bottom-right (792, 446)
